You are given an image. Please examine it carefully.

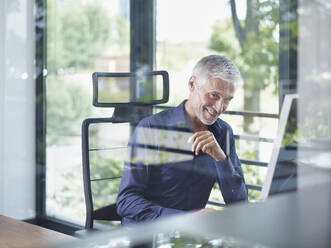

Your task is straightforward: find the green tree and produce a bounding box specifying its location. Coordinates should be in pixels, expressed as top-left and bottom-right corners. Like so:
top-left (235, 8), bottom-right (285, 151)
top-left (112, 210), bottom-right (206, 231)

top-left (58, 147), bottom-right (124, 226)
top-left (46, 75), bottom-right (92, 145)
top-left (209, 0), bottom-right (279, 132)
top-left (46, 0), bottom-right (113, 144)
top-left (114, 15), bottom-right (130, 54)
top-left (47, 0), bottom-right (111, 69)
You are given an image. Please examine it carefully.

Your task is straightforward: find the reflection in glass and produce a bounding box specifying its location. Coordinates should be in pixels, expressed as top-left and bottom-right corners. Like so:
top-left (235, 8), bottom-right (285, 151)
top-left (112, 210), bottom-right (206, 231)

top-left (51, 229), bottom-right (259, 248)
top-left (128, 126), bottom-right (193, 165)
top-left (154, 231), bottom-right (247, 248)
top-left (298, 0), bottom-right (331, 188)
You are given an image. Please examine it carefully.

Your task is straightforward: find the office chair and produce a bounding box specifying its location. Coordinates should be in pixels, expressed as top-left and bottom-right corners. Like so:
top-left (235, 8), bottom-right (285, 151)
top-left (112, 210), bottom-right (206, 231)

top-left (81, 71), bottom-right (169, 229)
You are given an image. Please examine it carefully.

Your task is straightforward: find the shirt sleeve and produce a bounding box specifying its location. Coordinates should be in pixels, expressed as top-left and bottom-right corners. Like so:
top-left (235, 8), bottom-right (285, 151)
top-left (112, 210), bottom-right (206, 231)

top-left (215, 126), bottom-right (248, 204)
top-left (116, 121), bottom-right (185, 224)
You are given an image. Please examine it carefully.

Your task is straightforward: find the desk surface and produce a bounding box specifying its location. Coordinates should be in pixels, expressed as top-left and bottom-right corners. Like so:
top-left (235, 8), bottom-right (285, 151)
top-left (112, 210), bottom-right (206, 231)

top-left (51, 180), bottom-right (331, 248)
top-left (0, 215), bottom-right (76, 248)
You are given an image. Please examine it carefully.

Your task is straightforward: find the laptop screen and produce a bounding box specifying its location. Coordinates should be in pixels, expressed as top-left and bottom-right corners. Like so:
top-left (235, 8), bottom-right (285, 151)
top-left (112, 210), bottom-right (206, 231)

top-left (260, 94), bottom-right (298, 200)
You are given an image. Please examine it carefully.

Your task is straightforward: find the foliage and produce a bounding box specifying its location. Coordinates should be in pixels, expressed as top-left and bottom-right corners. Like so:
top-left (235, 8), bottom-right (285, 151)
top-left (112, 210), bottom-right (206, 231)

top-left (157, 41), bottom-right (212, 71)
top-left (88, 154), bottom-right (123, 210)
top-left (209, 19), bottom-right (241, 62)
top-left (282, 117), bottom-right (298, 146)
top-left (47, 0), bottom-right (111, 69)
top-left (242, 164), bottom-right (262, 200)
top-left (237, 143), bottom-right (262, 200)
top-left (46, 74), bottom-right (92, 145)
top-left (114, 15), bottom-right (130, 54)
top-left (209, 0), bottom-right (279, 104)
top-left (56, 154), bottom-right (123, 226)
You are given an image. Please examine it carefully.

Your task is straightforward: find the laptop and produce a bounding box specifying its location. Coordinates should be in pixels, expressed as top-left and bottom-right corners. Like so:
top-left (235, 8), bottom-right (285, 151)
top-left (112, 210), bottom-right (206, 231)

top-left (260, 94), bottom-right (298, 201)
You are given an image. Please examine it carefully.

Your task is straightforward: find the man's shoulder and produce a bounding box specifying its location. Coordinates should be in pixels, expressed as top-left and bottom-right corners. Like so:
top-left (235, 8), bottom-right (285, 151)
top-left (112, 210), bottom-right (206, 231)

top-left (138, 106), bottom-right (178, 127)
top-left (213, 118), bottom-right (234, 135)
top-left (215, 118), bottom-right (232, 129)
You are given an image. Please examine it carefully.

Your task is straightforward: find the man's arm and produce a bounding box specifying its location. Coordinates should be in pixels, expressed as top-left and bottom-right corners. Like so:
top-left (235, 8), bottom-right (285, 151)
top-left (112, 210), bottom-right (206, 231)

top-left (116, 124), bottom-right (184, 224)
top-left (116, 162), bottom-right (184, 223)
top-left (188, 126), bottom-right (248, 204)
top-left (214, 126), bottom-right (248, 204)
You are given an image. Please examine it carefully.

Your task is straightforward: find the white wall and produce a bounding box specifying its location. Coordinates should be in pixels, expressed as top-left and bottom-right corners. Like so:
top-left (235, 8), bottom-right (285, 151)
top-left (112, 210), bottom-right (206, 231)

top-left (0, 0), bottom-right (35, 219)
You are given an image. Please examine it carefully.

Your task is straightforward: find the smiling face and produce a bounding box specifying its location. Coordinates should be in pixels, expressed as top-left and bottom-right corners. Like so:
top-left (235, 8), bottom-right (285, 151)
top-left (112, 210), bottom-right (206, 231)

top-left (187, 76), bottom-right (235, 126)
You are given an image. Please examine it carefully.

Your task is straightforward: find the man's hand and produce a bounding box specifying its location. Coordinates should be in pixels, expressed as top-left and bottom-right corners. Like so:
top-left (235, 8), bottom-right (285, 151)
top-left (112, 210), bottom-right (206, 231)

top-left (188, 131), bottom-right (227, 161)
top-left (195, 208), bottom-right (215, 214)
top-left (186, 208), bottom-right (215, 215)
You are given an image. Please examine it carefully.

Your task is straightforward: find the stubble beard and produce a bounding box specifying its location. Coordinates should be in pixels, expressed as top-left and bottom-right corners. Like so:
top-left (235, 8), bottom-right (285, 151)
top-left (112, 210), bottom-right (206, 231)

top-left (199, 106), bottom-right (219, 125)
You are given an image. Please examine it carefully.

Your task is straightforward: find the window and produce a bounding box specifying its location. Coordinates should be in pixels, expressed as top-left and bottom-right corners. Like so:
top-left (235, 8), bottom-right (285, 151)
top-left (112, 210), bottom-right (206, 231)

top-left (38, 0), bottom-right (284, 226)
top-left (46, 0), bottom-right (130, 224)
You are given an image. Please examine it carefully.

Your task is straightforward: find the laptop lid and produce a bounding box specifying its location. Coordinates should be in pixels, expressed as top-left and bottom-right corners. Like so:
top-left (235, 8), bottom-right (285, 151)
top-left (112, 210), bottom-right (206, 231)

top-left (260, 94), bottom-right (298, 201)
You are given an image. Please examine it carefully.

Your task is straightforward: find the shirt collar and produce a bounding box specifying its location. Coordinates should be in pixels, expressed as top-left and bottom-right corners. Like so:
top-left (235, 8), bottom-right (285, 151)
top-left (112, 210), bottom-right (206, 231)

top-left (166, 100), bottom-right (191, 130)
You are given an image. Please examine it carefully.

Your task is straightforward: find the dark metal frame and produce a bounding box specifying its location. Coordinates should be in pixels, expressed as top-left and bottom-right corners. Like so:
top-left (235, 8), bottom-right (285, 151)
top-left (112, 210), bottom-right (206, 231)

top-left (130, 0), bottom-right (155, 73)
top-left (130, 0), bottom-right (156, 117)
top-left (278, 0), bottom-right (298, 109)
top-left (35, 0), bottom-right (46, 220)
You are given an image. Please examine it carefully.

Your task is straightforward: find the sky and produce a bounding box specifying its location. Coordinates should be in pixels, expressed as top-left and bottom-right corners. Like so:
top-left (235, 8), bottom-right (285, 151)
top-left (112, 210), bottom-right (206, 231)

top-left (156, 0), bottom-right (247, 43)
top-left (101, 0), bottom-right (247, 43)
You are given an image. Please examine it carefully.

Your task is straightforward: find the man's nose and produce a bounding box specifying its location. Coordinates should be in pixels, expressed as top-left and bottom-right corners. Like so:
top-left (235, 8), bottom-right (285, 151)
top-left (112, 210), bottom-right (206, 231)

top-left (214, 98), bottom-right (224, 114)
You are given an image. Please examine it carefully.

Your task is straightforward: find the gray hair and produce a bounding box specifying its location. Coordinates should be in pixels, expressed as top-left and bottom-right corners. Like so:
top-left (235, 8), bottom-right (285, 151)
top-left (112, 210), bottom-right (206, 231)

top-left (192, 55), bottom-right (242, 88)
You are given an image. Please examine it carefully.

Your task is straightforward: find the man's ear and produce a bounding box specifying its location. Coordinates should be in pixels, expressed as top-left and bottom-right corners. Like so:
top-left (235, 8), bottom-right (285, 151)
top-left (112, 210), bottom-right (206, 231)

top-left (188, 76), bottom-right (195, 92)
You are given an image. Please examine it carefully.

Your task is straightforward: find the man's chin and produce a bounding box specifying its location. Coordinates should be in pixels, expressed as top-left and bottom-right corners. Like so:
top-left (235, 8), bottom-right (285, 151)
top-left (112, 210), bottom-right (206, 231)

top-left (201, 111), bottom-right (219, 125)
top-left (201, 116), bottom-right (218, 125)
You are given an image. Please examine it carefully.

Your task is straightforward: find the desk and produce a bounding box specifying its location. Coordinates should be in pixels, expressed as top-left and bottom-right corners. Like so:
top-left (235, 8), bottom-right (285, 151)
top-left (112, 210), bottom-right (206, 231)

top-left (0, 215), bottom-right (76, 248)
top-left (51, 180), bottom-right (331, 248)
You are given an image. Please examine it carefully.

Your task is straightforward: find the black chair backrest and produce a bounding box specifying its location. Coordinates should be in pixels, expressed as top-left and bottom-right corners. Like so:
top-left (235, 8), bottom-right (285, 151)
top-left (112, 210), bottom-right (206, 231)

top-left (81, 71), bottom-right (169, 229)
top-left (82, 117), bottom-right (126, 229)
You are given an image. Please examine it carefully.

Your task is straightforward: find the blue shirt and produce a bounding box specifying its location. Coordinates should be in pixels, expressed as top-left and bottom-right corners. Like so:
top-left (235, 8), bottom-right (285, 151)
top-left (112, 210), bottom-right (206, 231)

top-left (116, 101), bottom-right (248, 225)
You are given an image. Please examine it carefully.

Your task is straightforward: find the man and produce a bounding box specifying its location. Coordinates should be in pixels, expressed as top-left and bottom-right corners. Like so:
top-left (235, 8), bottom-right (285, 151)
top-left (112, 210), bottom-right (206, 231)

top-left (116, 55), bottom-right (248, 225)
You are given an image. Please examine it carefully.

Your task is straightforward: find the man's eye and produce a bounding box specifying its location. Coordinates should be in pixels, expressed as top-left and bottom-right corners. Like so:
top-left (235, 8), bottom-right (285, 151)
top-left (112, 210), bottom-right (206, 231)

top-left (210, 93), bottom-right (219, 98)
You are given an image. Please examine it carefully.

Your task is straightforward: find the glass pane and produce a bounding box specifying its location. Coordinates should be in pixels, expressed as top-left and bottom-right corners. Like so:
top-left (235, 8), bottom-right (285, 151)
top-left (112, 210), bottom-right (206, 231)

top-left (298, 0), bottom-right (331, 189)
top-left (156, 0), bottom-right (279, 203)
top-left (46, 0), bottom-right (130, 224)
